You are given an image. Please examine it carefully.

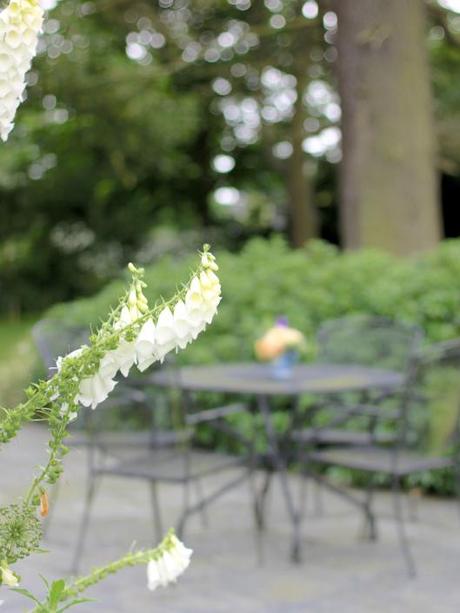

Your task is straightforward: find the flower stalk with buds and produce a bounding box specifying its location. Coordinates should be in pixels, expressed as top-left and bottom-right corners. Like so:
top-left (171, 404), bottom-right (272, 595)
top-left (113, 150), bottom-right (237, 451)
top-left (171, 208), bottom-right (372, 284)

top-left (0, 246), bottom-right (220, 610)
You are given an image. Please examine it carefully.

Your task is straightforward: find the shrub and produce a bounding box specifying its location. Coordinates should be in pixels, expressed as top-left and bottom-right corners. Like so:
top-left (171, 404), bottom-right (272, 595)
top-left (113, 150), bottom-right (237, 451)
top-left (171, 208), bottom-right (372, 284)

top-left (45, 237), bottom-right (460, 494)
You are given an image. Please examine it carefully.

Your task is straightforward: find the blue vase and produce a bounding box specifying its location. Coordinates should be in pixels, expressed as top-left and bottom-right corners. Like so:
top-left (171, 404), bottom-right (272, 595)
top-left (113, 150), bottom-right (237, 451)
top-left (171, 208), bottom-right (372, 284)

top-left (270, 350), bottom-right (298, 380)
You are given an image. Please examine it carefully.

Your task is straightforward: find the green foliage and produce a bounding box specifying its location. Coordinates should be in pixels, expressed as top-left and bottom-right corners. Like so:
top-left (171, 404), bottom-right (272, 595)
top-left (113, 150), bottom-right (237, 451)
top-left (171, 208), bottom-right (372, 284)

top-left (0, 0), bottom-right (208, 314)
top-left (48, 236), bottom-right (460, 347)
top-left (421, 367), bottom-right (460, 456)
top-left (46, 237), bottom-right (460, 494)
top-left (0, 319), bottom-right (39, 407)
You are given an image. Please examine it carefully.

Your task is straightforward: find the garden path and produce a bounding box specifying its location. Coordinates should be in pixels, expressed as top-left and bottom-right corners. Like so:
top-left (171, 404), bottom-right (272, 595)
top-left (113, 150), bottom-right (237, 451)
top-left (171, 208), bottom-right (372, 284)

top-left (2, 425), bottom-right (460, 612)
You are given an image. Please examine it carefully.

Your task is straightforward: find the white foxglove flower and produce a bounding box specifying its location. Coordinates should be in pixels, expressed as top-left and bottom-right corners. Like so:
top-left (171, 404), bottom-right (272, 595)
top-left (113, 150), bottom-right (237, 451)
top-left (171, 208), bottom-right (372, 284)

top-left (154, 306), bottom-right (178, 361)
top-left (78, 371), bottom-right (117, 409)
top-left (168, 533), bottom-right (193, 573)
top-left (184, 277), bottom-right (208, 328)
top-left (173, 300), bottom-right (196, 349)
top-left (114, 304), bottom-right (142, 331)
top-left (57, 346), bottom-right (117, 410)
top-left (104, 338), bottom-right (136, 377)
top-left (146, 560), bottom-right (162, 591)
top-left (135, 318), bottom-right (157, 372)
top-left (201, 251), bottom-right (218, 271)
top-left (185, 276), bottom-right (204, 308)
top-left (147, 534), bottom-right (192, 592)
top-left (0, 0), bottom-right (44, 141)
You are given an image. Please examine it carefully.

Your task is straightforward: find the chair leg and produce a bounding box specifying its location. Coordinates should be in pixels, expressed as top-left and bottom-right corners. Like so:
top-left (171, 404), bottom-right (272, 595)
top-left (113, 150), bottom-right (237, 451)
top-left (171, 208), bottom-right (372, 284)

top-left (149, 481), bottom-right (163, 543)
top-left (71, 475), bottom-right (99, 574)
top-left (177, 479), bottom-right (191, 539)
top-left (392, 476), bottom-right (416, 578)
top-left (247, 468), bottom-right (264, 565)
top-left (313, 478), bottom-right (325, 517)
top-left (361, 475), bottom-right (377, 541)
top-left (254, 470), bottom-right (272, 531)
top-left (297, 472), bottom-right (309, 519)
top-left (407, 487), bottom-right (420, 523)
top-left (193, 478), bottom-right (209, 529)
top-left (454, 462), bottom-right (460, 522)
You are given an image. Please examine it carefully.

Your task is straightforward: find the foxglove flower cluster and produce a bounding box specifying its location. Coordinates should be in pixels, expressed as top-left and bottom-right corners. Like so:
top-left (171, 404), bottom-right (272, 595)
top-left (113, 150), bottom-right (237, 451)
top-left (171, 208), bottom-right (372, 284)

top-left (57, 247), bottom-right (221, 410)
top-left (0, 0), bottom-right (44, 141)
top-left (147, 533), bottom-right (193, 591)
top-left (1, 251), bottom-right (218, 608)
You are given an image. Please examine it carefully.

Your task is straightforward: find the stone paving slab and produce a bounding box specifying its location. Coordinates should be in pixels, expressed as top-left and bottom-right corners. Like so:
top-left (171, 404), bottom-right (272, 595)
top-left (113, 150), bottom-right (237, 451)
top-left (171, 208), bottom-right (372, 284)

top-left (1, 425), bottom-right (460, 612)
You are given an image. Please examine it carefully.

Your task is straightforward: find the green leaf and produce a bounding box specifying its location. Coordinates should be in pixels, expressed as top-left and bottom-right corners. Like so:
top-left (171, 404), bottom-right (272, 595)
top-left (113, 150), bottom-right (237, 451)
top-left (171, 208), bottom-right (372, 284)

top-left (48, 579), bottom-right (66, 607)
top-left (57, 597), bottom-right (94, 612)
top-left (11, 587), bottom-right (41, 604)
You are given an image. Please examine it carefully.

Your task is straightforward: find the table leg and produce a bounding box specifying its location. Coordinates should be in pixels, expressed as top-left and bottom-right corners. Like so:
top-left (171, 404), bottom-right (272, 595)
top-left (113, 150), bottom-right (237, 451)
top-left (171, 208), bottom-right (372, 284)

top-left (257, 395), bottom-right (301, 563)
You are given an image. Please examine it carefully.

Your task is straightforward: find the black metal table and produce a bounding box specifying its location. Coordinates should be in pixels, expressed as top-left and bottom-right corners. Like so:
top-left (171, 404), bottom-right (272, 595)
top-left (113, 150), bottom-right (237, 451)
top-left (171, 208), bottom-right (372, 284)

top-left (152, 362), bottom-right (403, 560)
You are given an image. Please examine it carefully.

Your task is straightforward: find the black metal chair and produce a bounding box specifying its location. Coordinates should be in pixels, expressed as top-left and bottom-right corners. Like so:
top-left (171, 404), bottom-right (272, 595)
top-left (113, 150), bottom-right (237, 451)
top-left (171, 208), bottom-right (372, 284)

top-left (293, 316), bottom-right (423, 448)
top-left (294, 338), bottom-right (460, 576)
top-left (33, 319), bottom-right (258, 572)
top-left (290, 316), bottom-right (423, 517)
top-left (71, 371), bottom-right (257, 572)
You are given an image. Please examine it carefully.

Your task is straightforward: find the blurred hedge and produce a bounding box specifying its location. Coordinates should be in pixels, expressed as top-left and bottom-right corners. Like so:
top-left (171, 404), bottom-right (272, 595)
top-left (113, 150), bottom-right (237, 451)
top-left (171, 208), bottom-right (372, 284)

top-left (45, 237), bottom-right (460, 494)
top-left (47, 236), bottom-right (460, 348)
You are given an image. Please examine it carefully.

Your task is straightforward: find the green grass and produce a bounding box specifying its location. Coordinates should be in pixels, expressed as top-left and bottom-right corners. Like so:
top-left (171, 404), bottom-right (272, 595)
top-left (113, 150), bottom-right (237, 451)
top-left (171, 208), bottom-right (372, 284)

top-left (0, 318), bottom-right (41, 407)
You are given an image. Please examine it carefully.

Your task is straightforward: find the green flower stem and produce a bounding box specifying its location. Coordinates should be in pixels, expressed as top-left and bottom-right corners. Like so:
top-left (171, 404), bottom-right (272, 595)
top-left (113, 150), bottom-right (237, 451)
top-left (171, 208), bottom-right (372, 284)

top-left (24, 417), bottom-right (69, 507)
top-left (61, 530), bottom-right (175, 601)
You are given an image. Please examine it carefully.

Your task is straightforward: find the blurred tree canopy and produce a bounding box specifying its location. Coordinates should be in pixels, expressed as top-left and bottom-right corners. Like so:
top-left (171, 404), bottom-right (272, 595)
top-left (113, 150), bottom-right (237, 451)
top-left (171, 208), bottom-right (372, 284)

top-left (1, 0), bottom-right (460, 312)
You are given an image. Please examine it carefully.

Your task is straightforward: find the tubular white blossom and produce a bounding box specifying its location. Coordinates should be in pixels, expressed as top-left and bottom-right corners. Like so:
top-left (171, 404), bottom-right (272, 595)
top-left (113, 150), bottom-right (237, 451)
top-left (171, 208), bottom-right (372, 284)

top-left (77, 371), bottom-right (117, 409)
top-left (154, 306), bottom-right (179, 360)
top-left (135, 318), bottom-right (157, 372)
top-left (0, 0), bottom-right (44, 141)
top-left (147, 534), bottom-right (193, 592)
top-left (103, 338), bottom-right (137, 378)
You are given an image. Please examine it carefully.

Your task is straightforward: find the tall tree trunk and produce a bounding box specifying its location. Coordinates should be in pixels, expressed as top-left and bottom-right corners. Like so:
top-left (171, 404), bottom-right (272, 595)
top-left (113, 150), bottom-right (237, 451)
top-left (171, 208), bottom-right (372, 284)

top-left (287, 65), bottom-right (318, 247)
top-left (336, 0), bottom-right (441, 255)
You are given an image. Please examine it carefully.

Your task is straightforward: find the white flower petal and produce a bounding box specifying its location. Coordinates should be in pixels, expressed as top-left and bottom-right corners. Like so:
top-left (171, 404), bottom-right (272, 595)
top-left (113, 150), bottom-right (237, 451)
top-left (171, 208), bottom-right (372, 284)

top-left (78, 372), bottom-right (117, 409)
top-left (135, 319), bottom-right (156, 371)
top-left (106, 338), bottom-right (136, 377)
top-left (147, 560), bottom-right (161, 592)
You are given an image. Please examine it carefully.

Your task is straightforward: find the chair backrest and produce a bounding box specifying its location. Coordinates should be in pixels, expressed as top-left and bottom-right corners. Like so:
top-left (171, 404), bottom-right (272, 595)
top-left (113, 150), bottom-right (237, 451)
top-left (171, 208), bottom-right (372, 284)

top-left (316, 315), bottom-right (423, 373)
top-left (414, 339), bottom-right (460, 454)
top-left (32, 318), bottom-right (89, 372)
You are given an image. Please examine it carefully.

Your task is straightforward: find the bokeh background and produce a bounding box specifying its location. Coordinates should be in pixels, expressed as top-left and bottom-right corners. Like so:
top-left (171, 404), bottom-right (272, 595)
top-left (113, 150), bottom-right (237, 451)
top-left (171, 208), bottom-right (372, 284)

top-left (2, 0), bottom-right (460, 490)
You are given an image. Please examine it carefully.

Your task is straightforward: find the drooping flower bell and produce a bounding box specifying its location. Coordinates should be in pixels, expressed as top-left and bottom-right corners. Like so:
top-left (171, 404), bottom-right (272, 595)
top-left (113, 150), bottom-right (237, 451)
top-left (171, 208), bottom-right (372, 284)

top-left (147, 533), bottom-right (193, 591)
top-left (0, 0), bottom-right (44, 141)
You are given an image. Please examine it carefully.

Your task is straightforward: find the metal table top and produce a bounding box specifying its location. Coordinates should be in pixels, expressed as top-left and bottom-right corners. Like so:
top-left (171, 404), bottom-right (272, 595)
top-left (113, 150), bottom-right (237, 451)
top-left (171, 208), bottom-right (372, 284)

top-left (151, 362), bottom-right (404, 396)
